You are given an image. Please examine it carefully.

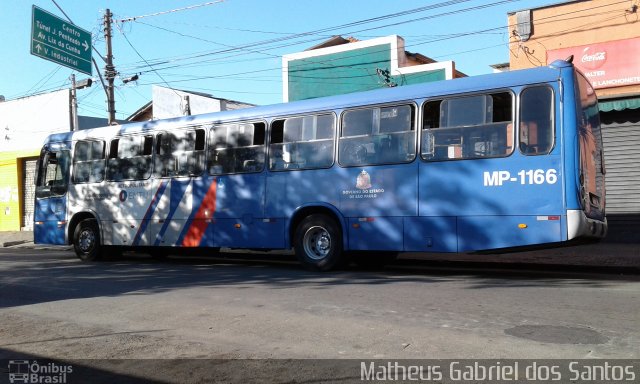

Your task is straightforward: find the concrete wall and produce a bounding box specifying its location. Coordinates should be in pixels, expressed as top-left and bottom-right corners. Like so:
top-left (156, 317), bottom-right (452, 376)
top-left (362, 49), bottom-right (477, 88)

top-left (152, 86), bottom-right (254, 120)
top-left (0, 89), bottom-right (71, 152)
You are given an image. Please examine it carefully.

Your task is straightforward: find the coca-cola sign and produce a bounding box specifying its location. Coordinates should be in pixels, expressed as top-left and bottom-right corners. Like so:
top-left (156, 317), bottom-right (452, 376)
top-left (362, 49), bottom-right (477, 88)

top-left (547, 37), bottom-right (640, 89)
top-left (580, 47), bottom-right (606, 70)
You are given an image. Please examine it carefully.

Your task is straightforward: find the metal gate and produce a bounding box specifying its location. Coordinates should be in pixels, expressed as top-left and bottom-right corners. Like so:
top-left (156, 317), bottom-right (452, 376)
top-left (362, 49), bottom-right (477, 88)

top-left (601, 120), bottom-right (640, 214)
top-left (22, 159), bottom-right (38, 230)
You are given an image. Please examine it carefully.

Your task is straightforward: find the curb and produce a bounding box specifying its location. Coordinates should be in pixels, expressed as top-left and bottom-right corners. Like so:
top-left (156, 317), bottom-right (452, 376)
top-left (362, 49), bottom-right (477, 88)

top-left (2, 240), bottom-right (30, 247)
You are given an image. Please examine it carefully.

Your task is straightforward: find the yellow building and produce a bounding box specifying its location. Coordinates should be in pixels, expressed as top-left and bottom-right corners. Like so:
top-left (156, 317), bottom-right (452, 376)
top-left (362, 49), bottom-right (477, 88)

top-left (0, 150), bottom-right (39, 231)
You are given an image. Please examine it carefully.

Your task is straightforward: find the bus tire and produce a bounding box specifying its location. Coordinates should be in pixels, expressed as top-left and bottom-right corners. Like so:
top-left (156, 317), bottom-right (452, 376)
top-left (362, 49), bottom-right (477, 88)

top-left (73, 218), bottom-right (102, 261)
top-left (294, 214), bottom-right (344, 271)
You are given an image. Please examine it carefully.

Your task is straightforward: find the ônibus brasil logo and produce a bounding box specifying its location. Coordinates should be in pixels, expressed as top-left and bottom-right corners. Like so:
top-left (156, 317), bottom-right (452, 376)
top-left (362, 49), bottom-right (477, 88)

top-left (7, 360), bottom-right (73, 384)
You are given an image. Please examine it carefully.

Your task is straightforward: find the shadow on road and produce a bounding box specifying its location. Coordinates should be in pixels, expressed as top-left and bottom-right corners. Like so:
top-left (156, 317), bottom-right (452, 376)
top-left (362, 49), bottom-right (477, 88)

top-left (0, 247), bottom-right (638, 309)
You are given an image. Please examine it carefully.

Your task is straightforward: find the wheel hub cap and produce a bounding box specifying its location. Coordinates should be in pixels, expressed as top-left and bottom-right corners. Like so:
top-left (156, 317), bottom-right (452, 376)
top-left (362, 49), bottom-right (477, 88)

top-left (79, 230), bottom-right (95, 253)
top-left (304, 226), bottom-right (331, 260)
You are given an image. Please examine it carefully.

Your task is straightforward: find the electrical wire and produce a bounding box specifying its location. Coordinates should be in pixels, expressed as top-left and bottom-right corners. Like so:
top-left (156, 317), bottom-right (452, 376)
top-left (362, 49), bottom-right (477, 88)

top-left (9, 0), bottom-right (635, 105)
top-left (130, 0), bottom-right (635, 87)
top-left (119, 0), bottom-right (630, 78)
top-left (114, 21), bottom-right (182, 100)
top-left (118, 0), bottom-right (477, 71)
top-left (116, 0), bottom-right (520, 88)
top-left (118, 0), bottom-right (226, 23)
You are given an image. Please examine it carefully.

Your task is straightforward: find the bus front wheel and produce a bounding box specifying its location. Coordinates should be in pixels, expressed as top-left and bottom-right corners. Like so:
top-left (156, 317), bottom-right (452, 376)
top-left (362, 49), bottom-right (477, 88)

top-left (73, 218), bottom-right (102, 261)
top-left (294, 214), bottom-right (344, 271)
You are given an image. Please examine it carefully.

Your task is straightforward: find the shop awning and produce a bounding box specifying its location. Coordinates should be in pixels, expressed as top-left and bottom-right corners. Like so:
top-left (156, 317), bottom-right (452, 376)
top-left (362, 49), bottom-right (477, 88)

top-left (599, 97), bottom-right (640, 112)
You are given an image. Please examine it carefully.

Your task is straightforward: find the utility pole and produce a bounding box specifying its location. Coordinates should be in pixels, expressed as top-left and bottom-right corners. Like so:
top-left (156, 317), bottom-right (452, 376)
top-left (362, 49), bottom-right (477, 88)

top-left (70, 74), bottom-right (79, 131)
top-left (104, 9), bottom-right (116, 125)
top-left (70, 75), bottom-right (93, 131)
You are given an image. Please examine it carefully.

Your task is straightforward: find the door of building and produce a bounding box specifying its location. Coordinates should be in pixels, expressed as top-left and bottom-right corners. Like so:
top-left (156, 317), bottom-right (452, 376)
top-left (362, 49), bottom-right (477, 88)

top-left (22, 158), bottom-right (38, 230)
top-left (601, 116), bottom-right (640, 214)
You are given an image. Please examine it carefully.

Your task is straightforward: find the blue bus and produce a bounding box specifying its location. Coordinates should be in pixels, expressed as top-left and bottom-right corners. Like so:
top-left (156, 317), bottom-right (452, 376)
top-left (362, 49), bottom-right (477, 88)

top-left (34, 59), bottom-right (606, 270)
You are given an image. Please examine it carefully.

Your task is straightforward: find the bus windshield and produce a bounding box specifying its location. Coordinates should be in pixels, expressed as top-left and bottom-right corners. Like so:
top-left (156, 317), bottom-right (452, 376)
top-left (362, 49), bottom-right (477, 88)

top-left (36, 149), bottom-right (70, 198)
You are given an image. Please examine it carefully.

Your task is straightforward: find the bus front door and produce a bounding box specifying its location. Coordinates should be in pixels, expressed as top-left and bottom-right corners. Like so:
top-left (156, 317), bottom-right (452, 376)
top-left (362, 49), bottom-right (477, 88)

top-left (34, 149), bottom-right (70, 245)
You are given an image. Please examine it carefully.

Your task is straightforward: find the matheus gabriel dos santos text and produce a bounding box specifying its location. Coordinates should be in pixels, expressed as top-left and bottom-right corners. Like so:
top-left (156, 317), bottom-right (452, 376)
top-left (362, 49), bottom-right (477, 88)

top-left (360, 361), bottom-right (637, 382)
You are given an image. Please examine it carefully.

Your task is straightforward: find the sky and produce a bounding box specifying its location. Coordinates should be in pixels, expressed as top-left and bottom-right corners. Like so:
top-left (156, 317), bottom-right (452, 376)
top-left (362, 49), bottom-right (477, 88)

top-left (0, 0), bottom-right (558, 120)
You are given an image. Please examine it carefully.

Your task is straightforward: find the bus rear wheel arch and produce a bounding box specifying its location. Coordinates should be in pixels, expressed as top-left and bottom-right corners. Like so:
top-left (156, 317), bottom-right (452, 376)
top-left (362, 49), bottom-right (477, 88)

top-left (293, 213), bottom-right (345, 271)
top-left (73, 218), bottom-right (102, 261)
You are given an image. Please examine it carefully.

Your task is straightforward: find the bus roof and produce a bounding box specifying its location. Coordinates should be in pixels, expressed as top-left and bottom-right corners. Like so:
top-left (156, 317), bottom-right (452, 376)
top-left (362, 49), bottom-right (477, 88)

top-left (45, 61), bottom-right (569, 144)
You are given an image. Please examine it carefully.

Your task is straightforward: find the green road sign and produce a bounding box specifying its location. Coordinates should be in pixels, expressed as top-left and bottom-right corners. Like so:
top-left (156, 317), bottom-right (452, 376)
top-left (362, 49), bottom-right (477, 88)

top-left (31, 5), bottom-right (92, 75)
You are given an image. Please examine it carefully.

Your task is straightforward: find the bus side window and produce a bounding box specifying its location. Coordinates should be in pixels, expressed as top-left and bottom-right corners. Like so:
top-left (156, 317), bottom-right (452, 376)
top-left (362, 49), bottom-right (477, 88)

top-left (106, 139), bottom-right (121, 181)
top-left (269, 113), bottom-right (335, 171)
top-left (208, 122), bottom-right (265, 175)
top-left (519, 86), bottom-right (554, 155)
top-left (421, 92), bottom-right (513, 161)
top-left (154, 129), bottom-right (205, 178)
top-left (106, 135), bottom-right (153, 181)
top-left (339, 104), bottom-right (415, 167)
top-left (72, 140), bottom-right (105, 184)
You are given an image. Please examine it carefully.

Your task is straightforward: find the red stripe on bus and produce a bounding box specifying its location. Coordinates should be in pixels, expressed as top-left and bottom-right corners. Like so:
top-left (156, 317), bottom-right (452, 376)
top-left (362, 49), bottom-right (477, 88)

top-left (182, 179), bottom-right (217, 247)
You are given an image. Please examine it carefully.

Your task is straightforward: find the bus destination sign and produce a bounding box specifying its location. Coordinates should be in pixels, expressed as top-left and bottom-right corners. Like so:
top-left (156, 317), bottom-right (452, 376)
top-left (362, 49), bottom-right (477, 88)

top-left (30, 5), bottom-right (92, 75)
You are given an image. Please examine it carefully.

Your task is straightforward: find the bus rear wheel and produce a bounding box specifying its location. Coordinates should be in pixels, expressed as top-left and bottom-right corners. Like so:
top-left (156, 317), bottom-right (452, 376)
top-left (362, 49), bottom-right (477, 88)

top-left (73, 218), bottom-right (102, 261)
top-left (294, 214), bottom-right (344, 271)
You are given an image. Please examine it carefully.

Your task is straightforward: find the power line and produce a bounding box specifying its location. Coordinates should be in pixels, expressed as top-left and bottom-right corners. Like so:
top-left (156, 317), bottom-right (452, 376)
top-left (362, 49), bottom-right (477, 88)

top-left (118, 0), bottom-right (476, 71)
top-left (118, 0), bottom-right (630, 79)
top-left (135, 20), bottom-right (283, 60)
top-left (122, 1), bottom-right (622, 93)
top-left (125, 0), bottom-right (634, 87)
top-left (22, 67), bottom-right (62, 97)
top-left (115, 21), bottom-right (178, 93)
top-left (115, 0), bottom-right (514, 85)
top-left (11, 0), bottom-right (633, 107)
top-left (118, 0), bottom-right (227, 23)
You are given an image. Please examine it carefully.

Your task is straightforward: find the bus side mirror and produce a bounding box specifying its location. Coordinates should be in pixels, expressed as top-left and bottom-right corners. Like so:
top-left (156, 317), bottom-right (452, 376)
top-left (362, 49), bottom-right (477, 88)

top-left (35, 186), bottom-right (51, 199)
top-left (51, 184), bottom-right (68, 196)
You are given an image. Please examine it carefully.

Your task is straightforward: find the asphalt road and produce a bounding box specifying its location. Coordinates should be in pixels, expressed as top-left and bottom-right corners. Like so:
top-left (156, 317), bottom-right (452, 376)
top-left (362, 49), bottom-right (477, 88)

top-left (0, 248), bottom-right (639, 382)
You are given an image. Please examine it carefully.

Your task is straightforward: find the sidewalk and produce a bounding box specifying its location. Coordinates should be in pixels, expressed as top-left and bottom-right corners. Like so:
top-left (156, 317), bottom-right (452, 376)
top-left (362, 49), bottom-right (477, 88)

top-left (2, 230), bottom-right (638, 268)
top-left (0, 230), bottom-right (34, 247)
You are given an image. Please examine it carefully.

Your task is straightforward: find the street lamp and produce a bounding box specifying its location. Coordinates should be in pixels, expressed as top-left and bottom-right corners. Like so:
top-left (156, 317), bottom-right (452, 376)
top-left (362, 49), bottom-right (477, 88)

top-left (70, 74), bottom-right (93, 131)
top-left (122, 74), bottom-right (139, 84)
